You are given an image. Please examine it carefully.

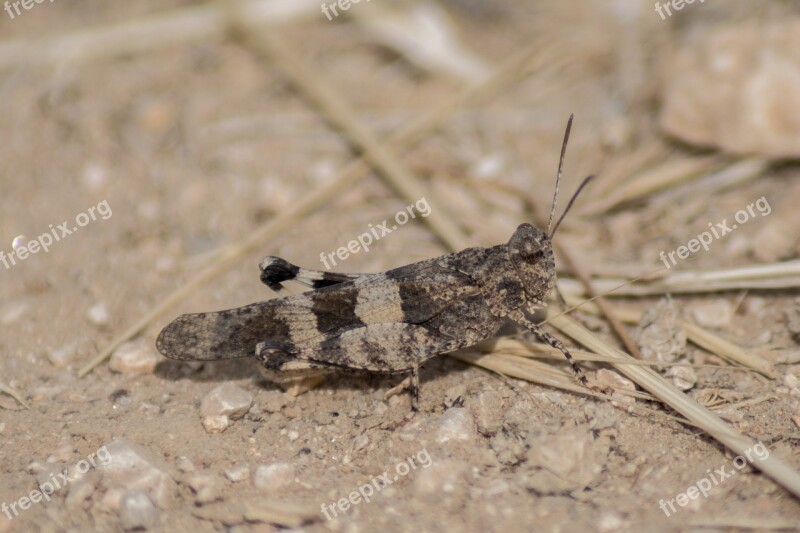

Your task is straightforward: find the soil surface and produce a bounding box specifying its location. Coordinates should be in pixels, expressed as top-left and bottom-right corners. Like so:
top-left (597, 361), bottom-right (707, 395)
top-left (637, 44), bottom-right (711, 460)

top-left (1, 1), bottom-right (799, 532)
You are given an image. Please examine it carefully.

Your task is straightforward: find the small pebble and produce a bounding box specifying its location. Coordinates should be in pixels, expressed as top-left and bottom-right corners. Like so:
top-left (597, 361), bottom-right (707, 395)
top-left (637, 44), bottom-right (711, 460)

top-left (254, 463), bottom-right (295, 492)
top-left (51, 441), bottom-right (74, 463)
top-left (598, 512), bottom-right (625, 533)
top-left (175, 456), bottom-right (195, 473)
top-left (595, 369), bottom-right (636, 405)
top-left (200, 383), bottom-right (253, 420)
top-left (47, 340), bottom-right (80, 367)
top-left (352, 434), bottom-right (369, 452)
top-left (0, 299), bottom-right (28, 325)
top-left (373, 402), bottom-right (388, 417)
top-left (691, 300), bottom-right (734, 329)
top-left (784, 373), bottom-right (799, 389)
top-left (525, 428), bottom-right (605, 494)
top-left (110, 341), bottom-right (160, 375)
top-left (484, 479), bottom-right (510, 497)
top-left (119, 492), bottom-right (158, 530)
top-left (224, 465), bottom-right (250, 482)
top-left (666, 365), bottom-right (698, 391)
top-left (97, 439), bottom-right (175, 508)
top-left (436, 408), bottom-right (476, 443)
top-left (202, 415), bottom-right (230, 434)
top-left (87, 303), bottom-right (110, 327)
top-left (82, 162), bottom-right (108, 190)
top-left (752, 224), bottom-right (793, 263)
top-left (470, 389), bottom-right (504, 435)
top-left (188, 473), bottom-right (223, 504)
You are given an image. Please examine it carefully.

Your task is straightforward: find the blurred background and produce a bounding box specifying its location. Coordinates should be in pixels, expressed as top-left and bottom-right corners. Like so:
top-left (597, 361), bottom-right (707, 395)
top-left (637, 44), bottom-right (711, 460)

top-left (2, 1), bottom-right (800, 531)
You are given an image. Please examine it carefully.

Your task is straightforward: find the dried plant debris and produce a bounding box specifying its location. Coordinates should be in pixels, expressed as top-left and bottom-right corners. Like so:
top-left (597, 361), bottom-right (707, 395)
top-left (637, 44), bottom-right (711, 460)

top-left (660, 21), bottom-right (800, 157)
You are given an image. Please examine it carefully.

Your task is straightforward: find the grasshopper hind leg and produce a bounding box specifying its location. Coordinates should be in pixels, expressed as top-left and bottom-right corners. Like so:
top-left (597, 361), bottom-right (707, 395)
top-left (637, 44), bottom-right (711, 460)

top-left (383, 364), bottom-right (421, 411)
top-left (256, 341), bottom-right (334, 384)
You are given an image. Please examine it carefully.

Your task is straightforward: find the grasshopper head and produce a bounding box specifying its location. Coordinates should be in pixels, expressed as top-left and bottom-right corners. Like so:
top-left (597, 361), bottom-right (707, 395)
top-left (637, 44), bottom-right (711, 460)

top-left (507, 223), bottom-right (556, 307)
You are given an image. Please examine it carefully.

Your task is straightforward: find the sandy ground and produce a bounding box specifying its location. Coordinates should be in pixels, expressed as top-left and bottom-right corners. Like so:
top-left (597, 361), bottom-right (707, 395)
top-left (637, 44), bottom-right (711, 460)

top-left (1, 1), bottom-right (800, 532)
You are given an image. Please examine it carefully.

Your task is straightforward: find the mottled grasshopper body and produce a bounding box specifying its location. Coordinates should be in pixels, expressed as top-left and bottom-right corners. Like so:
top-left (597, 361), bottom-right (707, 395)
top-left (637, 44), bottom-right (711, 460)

top-left (156, 117), bottom-right (591, 406)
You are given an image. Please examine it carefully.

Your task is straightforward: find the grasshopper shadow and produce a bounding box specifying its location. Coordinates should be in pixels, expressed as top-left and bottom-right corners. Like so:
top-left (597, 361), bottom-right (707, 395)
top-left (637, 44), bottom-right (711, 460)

top-left (154, 352), bottom-right (470, 398)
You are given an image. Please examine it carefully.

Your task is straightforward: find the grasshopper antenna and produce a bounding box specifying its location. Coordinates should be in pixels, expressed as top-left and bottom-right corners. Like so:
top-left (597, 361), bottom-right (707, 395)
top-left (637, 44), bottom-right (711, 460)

top-left (547, 114), bottom-right (573, 235)
top-left (545, 114), bottom-right (595, 238)
top-left (550, 175), bottom-right (594, 238)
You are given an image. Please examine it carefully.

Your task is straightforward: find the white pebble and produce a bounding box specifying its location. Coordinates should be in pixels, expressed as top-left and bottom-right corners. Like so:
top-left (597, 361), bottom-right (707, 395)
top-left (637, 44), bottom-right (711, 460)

top-left (436, 408), bottom-right (476, 443)
top-left (0, 300), bottom-right (29, 325)
top-left (254, 463), bottom-right (295, 492)
top-left (598, 512), bottom-right (625, 532)
top-left (97, 439), bottom-right (175, 508)
top-left (110, 341), bottom-right (160, 375)
top-left (87, 303), bottom-right (110, 327)
top-left (352, 434), bottom-right (369, 452)
top-left (224, 465), bottom-right (250, 482)
top-left (784, 373), bottom-right (799, 389)
top-left (119, 492), bottom-right (158, 530)
top-left (200, 383), bottom-right (253, 420)
top-left (175, 456), bottom-right (195, 473)
top-left (666, 365), bottom-right (698, 391)
top-left (691, 300), bottom-right (734, 329)
top-left (82, 162), bottom-right (108, 190)
top-left (48, 341), bottom-right (80, 367)
top-left (188, 473), bottom-right (223, 504)
top-left (202, 415), bottom-right (230, 434)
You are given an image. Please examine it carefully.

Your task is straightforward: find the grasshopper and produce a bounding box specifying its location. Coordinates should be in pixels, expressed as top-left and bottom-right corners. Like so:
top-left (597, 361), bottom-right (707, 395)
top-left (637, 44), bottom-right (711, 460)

top-left (156, 116), bottom-right (592, 409)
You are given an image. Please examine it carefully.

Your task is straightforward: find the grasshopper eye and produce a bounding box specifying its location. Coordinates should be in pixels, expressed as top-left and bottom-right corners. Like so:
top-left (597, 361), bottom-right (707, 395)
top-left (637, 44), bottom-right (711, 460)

top-left (516, 241), bottom-right (531, 257)
top-left (518, 243), bottom-right (543, 260)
